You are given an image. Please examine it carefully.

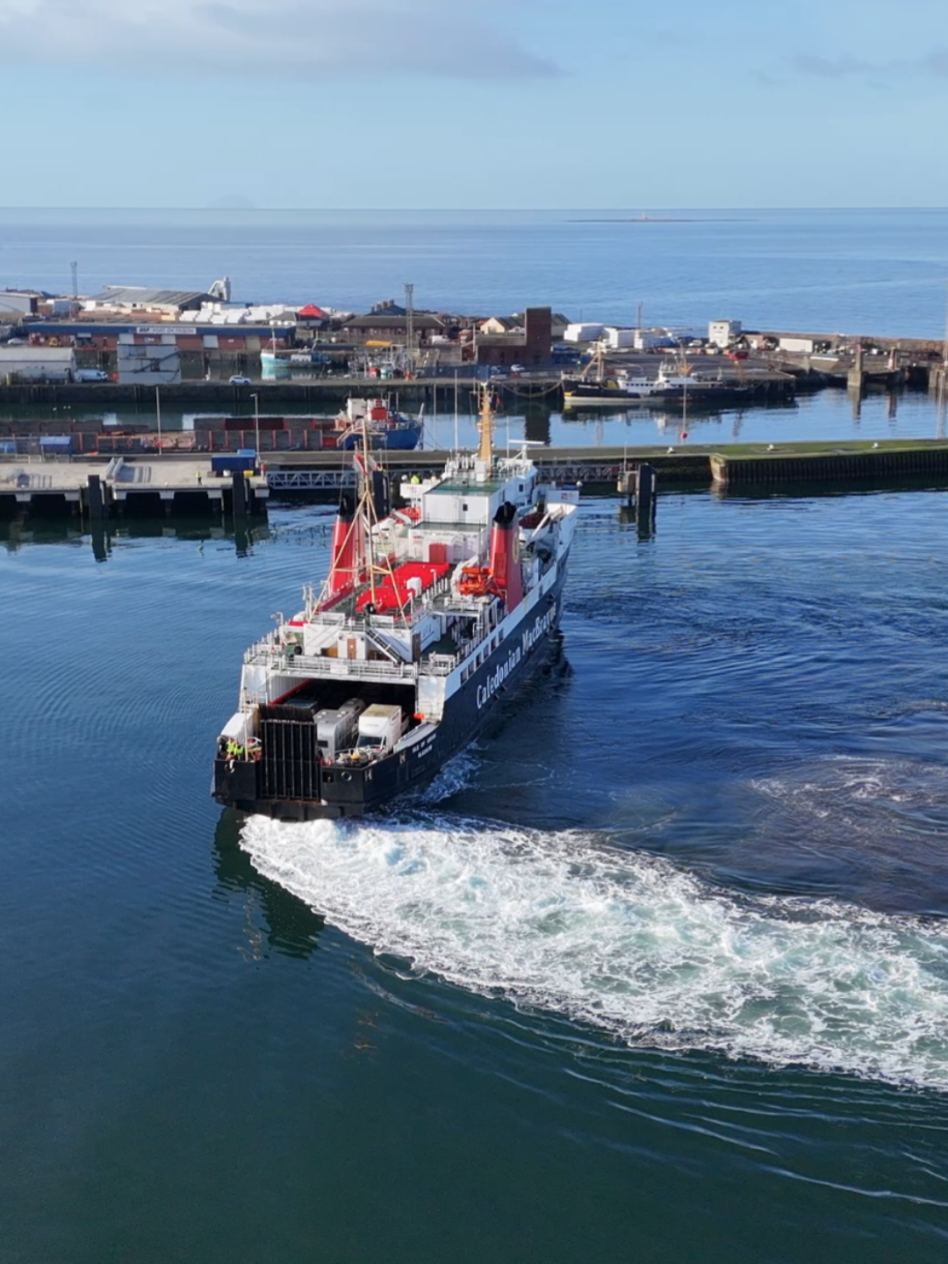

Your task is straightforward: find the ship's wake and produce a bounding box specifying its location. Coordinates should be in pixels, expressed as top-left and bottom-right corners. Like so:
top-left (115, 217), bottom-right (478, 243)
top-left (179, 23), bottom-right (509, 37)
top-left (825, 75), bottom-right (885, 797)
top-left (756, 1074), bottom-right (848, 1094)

top-left (240, 813), bottom-right (948, 1091)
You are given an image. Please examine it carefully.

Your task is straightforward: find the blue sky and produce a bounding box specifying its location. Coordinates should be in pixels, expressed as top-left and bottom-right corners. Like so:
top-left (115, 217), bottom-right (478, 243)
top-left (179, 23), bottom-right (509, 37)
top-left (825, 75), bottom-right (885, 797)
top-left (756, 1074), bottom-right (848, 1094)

top-left (1, 0), bottom-right (947, 208)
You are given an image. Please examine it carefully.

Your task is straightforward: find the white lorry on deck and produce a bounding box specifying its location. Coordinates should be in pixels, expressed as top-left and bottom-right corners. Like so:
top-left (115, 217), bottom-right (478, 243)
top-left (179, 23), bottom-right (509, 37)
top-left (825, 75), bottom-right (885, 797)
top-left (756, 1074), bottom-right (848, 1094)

top-left (315, 698), bottom-right (366, 761)
top-left (356, 704), bottom-right (406, 754)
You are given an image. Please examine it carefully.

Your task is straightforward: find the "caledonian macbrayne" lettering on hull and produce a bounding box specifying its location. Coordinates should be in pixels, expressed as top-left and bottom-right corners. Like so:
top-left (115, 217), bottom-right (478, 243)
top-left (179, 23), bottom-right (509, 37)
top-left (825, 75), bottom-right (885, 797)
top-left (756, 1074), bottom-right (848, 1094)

top-left (213, 390), bottom-right (580, 819)
top-left (476, 603), bottom-right (558, 710)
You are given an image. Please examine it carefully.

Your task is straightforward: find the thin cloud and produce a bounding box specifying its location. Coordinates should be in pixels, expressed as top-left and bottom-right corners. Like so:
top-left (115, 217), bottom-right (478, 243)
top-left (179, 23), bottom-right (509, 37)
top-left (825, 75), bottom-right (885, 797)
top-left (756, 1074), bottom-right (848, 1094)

top-left (791, 54), bottom-right (875, 78)
top-left (643, 30), bottom-right (696, 47)
top-left (0, 0), bottom-right (562, 80)
top-left (791, 49), bottom-right (948, 80)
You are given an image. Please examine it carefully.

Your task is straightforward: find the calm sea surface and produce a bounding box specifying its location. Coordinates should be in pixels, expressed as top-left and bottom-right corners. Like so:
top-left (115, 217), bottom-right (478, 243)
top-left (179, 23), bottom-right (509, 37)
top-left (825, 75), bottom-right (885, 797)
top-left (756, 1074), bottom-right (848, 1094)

top-left (4, 206), bottom-right (948, 449)
top-left (3, 213), bottom-right (948, 1262)
top-left (3, 207), bottom-right (948, 337)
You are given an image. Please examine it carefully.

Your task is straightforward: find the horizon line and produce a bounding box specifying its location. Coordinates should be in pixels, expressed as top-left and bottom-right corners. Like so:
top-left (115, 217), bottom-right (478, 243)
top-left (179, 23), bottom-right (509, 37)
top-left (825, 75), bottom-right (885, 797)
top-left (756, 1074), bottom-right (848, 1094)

top-left (1, 205), bottom-right (947, 213)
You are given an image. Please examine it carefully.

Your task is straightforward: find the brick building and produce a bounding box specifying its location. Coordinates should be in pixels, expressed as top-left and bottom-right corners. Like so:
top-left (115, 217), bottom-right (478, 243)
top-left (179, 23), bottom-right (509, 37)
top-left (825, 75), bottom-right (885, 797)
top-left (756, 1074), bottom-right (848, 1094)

top-left (472, 307), bottom-right (553, 368)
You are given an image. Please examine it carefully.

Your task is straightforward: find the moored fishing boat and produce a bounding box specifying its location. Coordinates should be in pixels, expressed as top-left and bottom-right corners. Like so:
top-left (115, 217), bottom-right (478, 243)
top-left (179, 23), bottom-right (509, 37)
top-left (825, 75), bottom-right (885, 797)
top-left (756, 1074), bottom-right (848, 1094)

top-left (192, 396), bottom-right (422, 452)
top-left (562, 360), bottom-right (754, 409)
top-left (334, 397), bottom-right (423, 450)
top-left (212, 390), bottom-right (579, 819)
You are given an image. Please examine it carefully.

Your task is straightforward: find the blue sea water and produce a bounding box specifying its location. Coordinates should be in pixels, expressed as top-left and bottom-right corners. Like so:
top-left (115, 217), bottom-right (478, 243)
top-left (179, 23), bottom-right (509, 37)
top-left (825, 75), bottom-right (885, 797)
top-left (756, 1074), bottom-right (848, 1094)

top-left (2, 212), bottom-right (948, 1262)
top-left (3, 206), bottom-right (948, 336)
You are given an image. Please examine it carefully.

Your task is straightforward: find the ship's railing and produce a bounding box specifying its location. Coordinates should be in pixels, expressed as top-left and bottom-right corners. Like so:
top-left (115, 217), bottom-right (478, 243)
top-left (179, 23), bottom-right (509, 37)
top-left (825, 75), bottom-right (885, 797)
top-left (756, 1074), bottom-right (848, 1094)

top-left (439, 596), bottom-right (486, 615)
top-left (267, 469), bottom-right (358, 492)
top-left (244, 643), bottom-right (417, 681)
top-left (312, 575), bottom-right (452, 628)
top-left (243, 633), bottom-right (280, 658)
top-left (423, 654), bottom-right (458, 676)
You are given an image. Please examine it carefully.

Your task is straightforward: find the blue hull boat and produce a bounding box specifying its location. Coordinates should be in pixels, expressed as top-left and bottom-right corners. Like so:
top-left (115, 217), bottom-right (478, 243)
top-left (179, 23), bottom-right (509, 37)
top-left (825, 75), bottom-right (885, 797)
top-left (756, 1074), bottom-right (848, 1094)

top-left (335, 398), bottom-right (423, 450)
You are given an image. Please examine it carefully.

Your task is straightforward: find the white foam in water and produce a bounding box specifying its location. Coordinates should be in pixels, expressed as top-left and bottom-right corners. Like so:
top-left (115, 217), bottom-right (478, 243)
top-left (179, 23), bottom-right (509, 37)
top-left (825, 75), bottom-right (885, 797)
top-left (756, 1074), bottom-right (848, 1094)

top-left (240, 815), bottom-right (948, 1090)
top-left (411, 750), bottom-right (481, 804)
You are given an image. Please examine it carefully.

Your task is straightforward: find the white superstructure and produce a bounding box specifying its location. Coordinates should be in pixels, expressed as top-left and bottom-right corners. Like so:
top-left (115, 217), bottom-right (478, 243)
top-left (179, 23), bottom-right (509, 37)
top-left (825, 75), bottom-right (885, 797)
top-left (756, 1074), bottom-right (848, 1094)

top-left (214, 390), bottom-right (579, 819)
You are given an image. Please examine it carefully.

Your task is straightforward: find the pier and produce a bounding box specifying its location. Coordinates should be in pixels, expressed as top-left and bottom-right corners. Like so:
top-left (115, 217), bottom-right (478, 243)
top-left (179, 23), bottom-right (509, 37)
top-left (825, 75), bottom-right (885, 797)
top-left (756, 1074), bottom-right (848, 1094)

top-left (0, 360), bottom-right (797, 422)
top-left (709, 439), bottom-right (948, 488)
top-left (0, 375), bottom-right (560, 412)
top-left (0, 455), bottom-right (268, 518)
top-left (7, 438), bottom-right (948, 519)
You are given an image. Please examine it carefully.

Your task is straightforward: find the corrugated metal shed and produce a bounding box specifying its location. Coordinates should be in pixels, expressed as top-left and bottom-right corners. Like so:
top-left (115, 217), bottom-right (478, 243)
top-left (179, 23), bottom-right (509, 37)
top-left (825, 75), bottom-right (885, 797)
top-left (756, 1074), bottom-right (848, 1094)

top-left (93, 286), bottom-right (212, 310)
top-left (24, 322), bottom-right (288, 338)
top-left (345, 314), bottom-right (446, 330)
top-left (0, 347), bottom-right (76, 381)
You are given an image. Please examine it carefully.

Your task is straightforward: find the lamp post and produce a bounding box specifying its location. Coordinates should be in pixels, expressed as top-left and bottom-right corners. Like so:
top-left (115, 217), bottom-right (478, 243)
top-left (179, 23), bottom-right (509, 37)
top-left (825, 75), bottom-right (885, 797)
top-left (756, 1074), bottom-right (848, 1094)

top-left (155, 385), bottom-right (162, 455)
top-left (251, 392), bottom-right (260, 467)
top-left (404, 282), bottom-right (414, 374)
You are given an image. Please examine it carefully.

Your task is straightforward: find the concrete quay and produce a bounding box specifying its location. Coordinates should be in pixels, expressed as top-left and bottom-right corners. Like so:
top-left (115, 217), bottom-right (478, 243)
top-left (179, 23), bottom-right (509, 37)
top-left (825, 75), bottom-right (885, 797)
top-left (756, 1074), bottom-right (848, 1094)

top-left (0, 356), bottom-right (796, 421)
top-left (263, 440), bottom-right (948, 494)
top-left (0, 454), bottom-right (267, 518)
top-left (6, 438), bottom-right (948, 520)
top-left (710, 439), bottom-right (948, 487)
top-left (0, 375), bottom-right (554, 413)
top-left (0, 448), bottom-right (708, 516)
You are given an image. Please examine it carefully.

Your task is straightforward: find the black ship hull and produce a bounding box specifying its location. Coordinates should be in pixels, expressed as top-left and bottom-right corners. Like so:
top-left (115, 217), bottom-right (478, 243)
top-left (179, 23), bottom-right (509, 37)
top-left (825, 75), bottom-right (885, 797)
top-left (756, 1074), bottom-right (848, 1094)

top-left (213, 568), bottom-right (568, 821)
top-left (562, 378), bottom-right (755, 409)
top-left (561, 378), bottom-right (655, 405)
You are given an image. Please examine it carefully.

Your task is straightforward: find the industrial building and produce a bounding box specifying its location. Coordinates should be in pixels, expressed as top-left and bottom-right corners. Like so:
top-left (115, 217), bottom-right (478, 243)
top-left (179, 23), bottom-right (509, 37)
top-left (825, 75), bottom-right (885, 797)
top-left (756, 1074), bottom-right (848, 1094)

top-left (88, 286), bottom-right (216, 317)
top-left (480, 312), bottom-right (570, 340)
top-left (563, 322), bottom-right (605, 343)
top-left (342, 301), bottom-right (449, 345)
top-left (472, 307), bottom-right (553, 368)
top-left (117, 336), bottom-right (182, 385)
top-left (708, 319), bottom-right (742, 348)
top-left (0, 290), bottom-right (44, 320)
top-left (0, 346), bottom-right (76, 382)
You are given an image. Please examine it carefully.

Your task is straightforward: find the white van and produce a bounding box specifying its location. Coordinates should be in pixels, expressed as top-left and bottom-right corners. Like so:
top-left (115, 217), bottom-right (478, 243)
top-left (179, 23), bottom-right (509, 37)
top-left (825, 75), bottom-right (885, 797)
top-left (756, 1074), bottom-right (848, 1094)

top-left (74, 368), bottom-right (110, 383)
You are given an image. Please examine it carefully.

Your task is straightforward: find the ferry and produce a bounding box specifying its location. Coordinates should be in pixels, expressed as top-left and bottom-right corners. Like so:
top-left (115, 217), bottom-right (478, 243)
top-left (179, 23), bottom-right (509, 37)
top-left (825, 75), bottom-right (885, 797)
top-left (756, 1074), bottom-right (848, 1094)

top-left (212, 390), bottom-right (579, 819)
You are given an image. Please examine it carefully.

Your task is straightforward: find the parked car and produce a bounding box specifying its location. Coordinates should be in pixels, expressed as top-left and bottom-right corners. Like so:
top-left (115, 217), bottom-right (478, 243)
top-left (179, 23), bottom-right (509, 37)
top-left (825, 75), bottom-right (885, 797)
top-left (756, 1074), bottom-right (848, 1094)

top-left (228, 374), bottom-right (252, 386)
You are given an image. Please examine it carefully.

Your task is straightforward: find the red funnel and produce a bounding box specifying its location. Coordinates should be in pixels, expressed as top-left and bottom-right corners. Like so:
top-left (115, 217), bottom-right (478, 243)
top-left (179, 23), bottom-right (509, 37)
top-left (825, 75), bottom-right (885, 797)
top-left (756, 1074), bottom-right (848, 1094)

top-left (489, 501), bottom-right (523, 610)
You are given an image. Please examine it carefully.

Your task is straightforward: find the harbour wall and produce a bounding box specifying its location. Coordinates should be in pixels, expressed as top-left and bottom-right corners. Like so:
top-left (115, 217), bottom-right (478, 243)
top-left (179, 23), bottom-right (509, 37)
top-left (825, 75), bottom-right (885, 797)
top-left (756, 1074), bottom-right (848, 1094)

top-left (6, 441), bottom-right (948, 522)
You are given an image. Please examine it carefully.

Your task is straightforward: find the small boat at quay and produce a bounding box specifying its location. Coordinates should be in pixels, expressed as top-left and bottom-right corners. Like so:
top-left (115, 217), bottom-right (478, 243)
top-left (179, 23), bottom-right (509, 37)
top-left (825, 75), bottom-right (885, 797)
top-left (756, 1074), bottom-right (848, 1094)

top-left (334, 397), bottom-right (423, 450)
top-left (562, 350), bottom-right (754, 410)
top-left (192, 397), bottom-right (423, 451)
top-left (562, 362), bottom-right (755, 409)
top-left (212, 389), bottom-right (579, 820)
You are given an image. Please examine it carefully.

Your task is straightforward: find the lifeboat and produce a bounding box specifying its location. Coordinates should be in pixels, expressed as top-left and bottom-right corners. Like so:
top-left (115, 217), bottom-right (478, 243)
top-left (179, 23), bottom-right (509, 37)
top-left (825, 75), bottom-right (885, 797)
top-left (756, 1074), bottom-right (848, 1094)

top-left (458, 565), bottom-right (491, 597)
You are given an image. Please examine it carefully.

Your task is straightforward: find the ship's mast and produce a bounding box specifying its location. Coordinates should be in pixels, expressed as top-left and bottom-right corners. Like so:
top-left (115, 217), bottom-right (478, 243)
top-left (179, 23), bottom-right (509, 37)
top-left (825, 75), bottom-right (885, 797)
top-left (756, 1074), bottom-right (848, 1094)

top-left (477, 383), bottom-right (494, 465)
top-left (361, 410), bottom-right (378, 606)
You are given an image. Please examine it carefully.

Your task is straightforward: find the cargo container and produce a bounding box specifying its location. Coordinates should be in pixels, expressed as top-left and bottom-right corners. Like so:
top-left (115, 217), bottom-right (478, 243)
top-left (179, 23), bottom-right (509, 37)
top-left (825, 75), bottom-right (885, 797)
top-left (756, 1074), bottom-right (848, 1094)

top-left (211, 451), bottom-right (256, 475)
